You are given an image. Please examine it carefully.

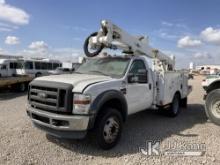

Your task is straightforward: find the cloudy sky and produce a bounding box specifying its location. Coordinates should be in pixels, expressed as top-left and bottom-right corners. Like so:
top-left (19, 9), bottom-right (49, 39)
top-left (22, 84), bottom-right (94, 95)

top-left (0, 0), bottom-right (220, 68)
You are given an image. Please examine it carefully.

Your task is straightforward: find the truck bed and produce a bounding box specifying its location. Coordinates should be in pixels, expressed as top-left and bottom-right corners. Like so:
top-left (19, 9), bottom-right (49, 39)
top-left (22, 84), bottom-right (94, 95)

top-left (156, 71), bottom-right (191, 106)
top-left (0, 75), bottom-right (34, 88)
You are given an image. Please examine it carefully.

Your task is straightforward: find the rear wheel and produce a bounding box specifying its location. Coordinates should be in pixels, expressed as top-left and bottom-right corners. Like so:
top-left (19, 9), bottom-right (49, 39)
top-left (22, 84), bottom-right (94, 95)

top-left (167, 93), bottom-right (181, 117)
top-left (205, 89), bottom-right (220, 125)
top-left (95, 108), bottom-right (123, 150)
top-left (11, 83), bottom-right (27, 92)
top-left (19, 83), bottom-right (26, 92)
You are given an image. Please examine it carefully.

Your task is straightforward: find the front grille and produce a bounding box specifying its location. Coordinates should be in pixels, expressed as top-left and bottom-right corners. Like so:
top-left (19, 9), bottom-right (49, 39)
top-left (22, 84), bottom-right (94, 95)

top-left (29, 80), bottom-right (73, 114)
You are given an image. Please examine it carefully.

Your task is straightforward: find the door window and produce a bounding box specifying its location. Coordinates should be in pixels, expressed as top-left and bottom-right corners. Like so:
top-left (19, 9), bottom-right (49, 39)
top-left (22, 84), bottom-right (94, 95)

top-left (128, 60), bottom-right (148, 83)
top-left (129, 60), bottom-right (146, 75)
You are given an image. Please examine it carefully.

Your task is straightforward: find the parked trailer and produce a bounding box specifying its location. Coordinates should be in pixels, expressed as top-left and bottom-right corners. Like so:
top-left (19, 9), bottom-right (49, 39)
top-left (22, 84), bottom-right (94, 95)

top-left (0, 75), bottom-right (33, 92)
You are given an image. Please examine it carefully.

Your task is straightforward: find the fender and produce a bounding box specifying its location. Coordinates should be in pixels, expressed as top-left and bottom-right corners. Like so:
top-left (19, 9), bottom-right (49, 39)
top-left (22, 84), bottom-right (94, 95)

top-left (206, 80), bottom-right (220, 93)
top-left (88, 90), bottom-right (128, 129)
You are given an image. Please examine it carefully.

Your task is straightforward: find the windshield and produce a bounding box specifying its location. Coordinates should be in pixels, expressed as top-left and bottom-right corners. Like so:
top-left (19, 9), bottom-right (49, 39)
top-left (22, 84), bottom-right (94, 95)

top-left (76, 57), bottom-right (130, 78)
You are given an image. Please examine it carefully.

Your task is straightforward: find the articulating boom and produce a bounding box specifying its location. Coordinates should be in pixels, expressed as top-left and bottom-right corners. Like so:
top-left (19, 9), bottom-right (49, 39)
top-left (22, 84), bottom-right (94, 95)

top-left (84, 20), bottom-right (175, 71)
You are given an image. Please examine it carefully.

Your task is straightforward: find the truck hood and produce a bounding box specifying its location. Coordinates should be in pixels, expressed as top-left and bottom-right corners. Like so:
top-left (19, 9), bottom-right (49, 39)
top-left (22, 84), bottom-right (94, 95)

top-left (35, 73), bottom-right (112, 92)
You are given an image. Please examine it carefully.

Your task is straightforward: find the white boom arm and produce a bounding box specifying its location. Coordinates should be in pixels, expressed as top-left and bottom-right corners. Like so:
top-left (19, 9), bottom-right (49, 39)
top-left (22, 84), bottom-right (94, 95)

top-left (86, 20), bottom-right (175, 70)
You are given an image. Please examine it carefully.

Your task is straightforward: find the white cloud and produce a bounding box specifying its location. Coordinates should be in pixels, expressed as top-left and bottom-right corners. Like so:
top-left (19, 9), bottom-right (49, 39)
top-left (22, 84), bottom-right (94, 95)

top-left (5, 36), bottom-right (20, 45)
top-left (26, 41), bottom-right (82, 62)
top-left (0, 0), bottom-right (5, 4)
top-left (160, 32), bottom-right (179, 39)
top-left (161, 21), bottom-right (188, 30)
top-left (0, 26), bottom-right (11, 31)
top-left (201, 27), bottom-right (220, 45)
top-left (29, 41), bottom-right (48, 50)
top-left (161, 21), bottom-right (173, 27)
top-left (0, 0), bottom-right (29, 25)
top-left (0, 22), bottom-right (18, 31)
top-left (177, 36), bottom-right (202, 48)
top-left (20, 47), bottom-right (82, 62)
top-left (193, 52), bottom-right (212, 59)
top-left (0, 47), bottom-right (3, 52)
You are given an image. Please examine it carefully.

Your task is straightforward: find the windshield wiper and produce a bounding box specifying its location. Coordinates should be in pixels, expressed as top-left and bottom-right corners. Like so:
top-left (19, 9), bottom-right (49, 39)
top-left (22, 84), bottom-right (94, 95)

top-left (89, 70), bottom-right (109, 76)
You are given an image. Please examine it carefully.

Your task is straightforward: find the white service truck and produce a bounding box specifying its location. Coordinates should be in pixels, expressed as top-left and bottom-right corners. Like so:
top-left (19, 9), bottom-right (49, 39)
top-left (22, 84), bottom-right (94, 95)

top-left (26, 20), bottom-right (192, 149)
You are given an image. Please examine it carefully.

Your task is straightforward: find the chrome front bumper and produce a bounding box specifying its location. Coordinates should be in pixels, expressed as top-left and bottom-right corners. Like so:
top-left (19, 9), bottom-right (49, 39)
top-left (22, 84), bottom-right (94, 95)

top-left (27, 106), bottom-right (91, 138)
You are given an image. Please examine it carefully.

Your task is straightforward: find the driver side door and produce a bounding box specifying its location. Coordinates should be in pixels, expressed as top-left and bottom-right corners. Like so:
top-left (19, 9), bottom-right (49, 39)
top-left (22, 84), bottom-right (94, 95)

top-left (126, 59), bottom-right (153, 114)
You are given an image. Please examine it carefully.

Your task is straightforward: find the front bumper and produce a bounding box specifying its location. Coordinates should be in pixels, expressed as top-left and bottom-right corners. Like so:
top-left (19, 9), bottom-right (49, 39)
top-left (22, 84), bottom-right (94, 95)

top-left (27, 106), bottom-right (91, 139)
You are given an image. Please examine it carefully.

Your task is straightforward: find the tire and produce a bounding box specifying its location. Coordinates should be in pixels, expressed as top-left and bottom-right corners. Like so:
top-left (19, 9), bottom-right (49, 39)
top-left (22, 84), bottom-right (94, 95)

top-left (94, 108), bottom-right (123, 150)
top-left (83, 32), bottom-right (104, 57)
top-left (167, 93), bottom-right (181, 117)
top-left (35, 72), bottom-right (42, 77)
top-left (17, 83), bottom-right (27, 92)
top-left (205, 89), bottom-right (220, 125)
top-left (180, 97), bottom-right (188, 108)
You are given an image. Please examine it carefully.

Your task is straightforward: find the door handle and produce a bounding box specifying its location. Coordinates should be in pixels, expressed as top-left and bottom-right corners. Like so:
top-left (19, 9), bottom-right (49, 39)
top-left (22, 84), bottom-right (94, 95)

top-left (149, 83), bottom-right (152, 90)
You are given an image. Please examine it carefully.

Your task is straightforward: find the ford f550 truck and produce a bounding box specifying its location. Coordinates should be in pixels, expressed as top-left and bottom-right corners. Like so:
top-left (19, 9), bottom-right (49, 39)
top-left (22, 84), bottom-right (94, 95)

top-left (26, 20), bottom-right (191, 149)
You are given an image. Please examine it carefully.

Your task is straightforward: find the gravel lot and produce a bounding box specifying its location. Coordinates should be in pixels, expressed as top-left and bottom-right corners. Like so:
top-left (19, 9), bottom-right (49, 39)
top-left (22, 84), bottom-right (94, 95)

top-left (1, 76), bottom-right (220, 165)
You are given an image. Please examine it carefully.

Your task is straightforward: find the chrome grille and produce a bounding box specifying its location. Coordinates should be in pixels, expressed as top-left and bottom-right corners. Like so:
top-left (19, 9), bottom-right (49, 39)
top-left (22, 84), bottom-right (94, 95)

top-left (29, 81), bottom-right (73, 114)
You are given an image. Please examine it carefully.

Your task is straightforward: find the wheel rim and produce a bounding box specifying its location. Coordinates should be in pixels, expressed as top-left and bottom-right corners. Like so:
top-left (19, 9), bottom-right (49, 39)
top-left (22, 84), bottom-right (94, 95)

top-left (210, 99), bottom-right (220, 119)
top-left (103, 117), bottom-right (120, 143)
top-left (173, 97), bottom-right (179, 114)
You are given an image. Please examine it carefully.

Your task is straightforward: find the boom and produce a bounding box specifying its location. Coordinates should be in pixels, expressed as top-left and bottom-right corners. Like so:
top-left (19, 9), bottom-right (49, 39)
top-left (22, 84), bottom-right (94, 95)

top-left (84, 20), bottom-right (175, 71)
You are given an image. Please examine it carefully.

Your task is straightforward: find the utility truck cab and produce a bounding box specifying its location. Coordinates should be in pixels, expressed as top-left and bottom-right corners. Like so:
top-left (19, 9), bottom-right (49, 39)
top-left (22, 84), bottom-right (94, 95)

top-left (27, 20), bottom-right (191, 149)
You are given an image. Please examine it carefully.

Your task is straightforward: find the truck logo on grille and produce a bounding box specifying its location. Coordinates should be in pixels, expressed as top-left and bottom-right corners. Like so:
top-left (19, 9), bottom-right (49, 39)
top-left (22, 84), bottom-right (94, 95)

top-left (38, 92), bottom-right (47, 99)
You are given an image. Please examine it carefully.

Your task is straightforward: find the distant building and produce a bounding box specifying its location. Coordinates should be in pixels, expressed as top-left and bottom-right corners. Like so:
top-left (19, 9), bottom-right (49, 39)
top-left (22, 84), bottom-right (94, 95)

top-left (189, 62), bottom-right (195, 70)
top-left (196, 65), bottom-right (220, 75)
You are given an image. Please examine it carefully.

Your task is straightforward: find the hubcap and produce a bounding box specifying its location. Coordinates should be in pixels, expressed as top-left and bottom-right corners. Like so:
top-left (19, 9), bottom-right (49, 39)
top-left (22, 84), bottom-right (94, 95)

top-left (211, 100), bottom-right (220, 118)
top-left (103, 117), bottom-right (119, 143)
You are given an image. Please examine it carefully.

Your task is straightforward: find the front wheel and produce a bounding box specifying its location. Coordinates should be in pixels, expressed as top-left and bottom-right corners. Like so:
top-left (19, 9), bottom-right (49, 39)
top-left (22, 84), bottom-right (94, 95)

top-left (205, 89), bottom-right (220, 125)
top-left (95, 108), bottom-right (123, 150)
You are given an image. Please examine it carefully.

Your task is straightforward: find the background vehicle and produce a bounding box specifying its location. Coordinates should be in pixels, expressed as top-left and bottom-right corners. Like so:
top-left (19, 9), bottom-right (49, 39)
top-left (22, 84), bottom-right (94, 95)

top-left (16, 58), bottom-right (62, 77)
top-left (0, 75), bottom-right (33, 92)
top-left (0, 59), bottom-right (21, 77)
top-left (26, 20), bottom-right (191, 149)
top-left (49, 67), bottom-right (73, 75)
top-left (202, 75), bottom-right (220, 125)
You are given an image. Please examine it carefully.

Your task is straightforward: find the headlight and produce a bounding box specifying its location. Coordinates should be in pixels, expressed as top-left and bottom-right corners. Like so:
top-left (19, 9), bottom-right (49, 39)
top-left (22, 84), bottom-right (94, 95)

top-left (73, 94), bottom-right (91, 114)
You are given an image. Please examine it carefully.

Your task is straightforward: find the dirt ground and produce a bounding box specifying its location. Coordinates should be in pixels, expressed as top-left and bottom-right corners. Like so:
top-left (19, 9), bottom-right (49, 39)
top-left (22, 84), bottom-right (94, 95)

top-left (0, 75), bottom-right (220, 165)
